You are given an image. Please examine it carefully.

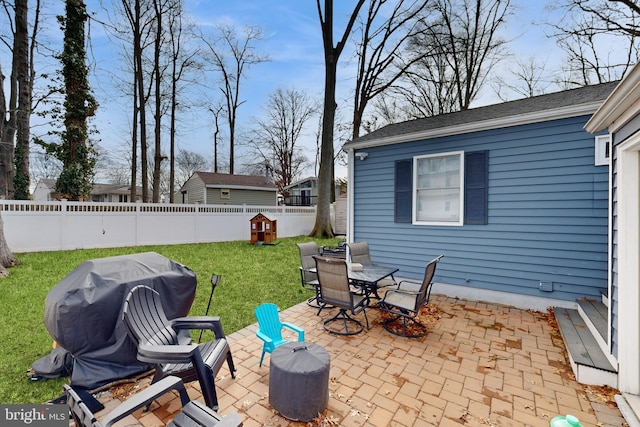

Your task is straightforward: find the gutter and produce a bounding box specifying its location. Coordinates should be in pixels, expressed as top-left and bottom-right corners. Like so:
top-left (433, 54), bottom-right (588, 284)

top-left (345, 102), bottom-right (603, 150)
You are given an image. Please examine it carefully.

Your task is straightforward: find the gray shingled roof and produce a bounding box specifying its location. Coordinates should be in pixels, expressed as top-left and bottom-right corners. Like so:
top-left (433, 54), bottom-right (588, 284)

top-left (346, 81), bottom-right (618, 148)
top-left (90, 183), bottom-right (142, 195)
top-left (195, 172), bottom-right (277, 189)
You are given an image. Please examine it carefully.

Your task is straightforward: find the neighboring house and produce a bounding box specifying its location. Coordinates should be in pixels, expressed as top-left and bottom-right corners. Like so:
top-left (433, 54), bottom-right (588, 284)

top-left (283, 177), bottom-right (317, 206)
top-left (90, 183), bottom-right (143, 203)
top-left (33, 179), bottom-right (142, 202)
top-left (32, 179), bottom-right (57, 201)
top-left (585, 67), bottom-right (640, 424)
top-left (177, 172), bottom-right (278, 205)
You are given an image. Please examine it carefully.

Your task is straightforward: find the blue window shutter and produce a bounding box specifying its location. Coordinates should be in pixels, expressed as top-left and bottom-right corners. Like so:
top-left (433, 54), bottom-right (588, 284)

top-left (464, 151), bottom-right (488, 225)
top-left (395, 159), bottom-right (412, 223)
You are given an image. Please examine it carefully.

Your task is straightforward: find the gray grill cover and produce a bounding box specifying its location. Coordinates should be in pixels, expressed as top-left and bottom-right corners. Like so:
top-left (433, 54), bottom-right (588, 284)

top-left (269, 342), bottom-right (330, 421)
top-left (44, 252), bottom-right (197, 389)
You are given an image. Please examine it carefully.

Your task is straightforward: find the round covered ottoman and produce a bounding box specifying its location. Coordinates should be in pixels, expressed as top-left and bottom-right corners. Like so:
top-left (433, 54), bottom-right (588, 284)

top-left (269, 342), bottom-right (330, 421)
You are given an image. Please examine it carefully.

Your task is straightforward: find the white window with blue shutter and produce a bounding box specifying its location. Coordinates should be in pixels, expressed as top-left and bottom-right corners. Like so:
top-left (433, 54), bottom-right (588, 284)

top-left (394, 151), bottom-right (488, 225)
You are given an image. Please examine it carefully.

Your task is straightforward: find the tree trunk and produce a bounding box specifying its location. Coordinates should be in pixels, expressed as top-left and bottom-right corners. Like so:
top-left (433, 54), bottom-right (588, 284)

top-left (152, 0), bottom-right (163, 203)
top-left (133, 0), bottom-right (149, 203)
top-left (13, 0), bottom-right (30, 200)
top-left (130, 73), bottom-right (138, 202)
top-left (0, 213), bottom-right (19, 277)
top-left (0, 62), bottom-right (16, 200)
top-left (311, 0), bottom-right (365, 237)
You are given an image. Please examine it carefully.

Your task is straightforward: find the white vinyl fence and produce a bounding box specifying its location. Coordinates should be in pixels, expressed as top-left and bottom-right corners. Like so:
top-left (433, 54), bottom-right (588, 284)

top-left (1, 201), bottom-right (318, 253)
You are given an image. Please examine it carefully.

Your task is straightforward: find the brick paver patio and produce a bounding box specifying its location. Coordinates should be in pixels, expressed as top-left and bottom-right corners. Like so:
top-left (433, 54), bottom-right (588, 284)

top-left (92, 295), bottom-right (627, 426)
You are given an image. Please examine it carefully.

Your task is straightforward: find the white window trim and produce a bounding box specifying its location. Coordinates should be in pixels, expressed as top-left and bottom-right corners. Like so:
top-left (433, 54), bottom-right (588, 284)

top-left (412, 150), bottom-right (464, 226)
top-left (220, 188), bottom-right (231, 199)
top-left (595, 134), bottom-right (611, 166)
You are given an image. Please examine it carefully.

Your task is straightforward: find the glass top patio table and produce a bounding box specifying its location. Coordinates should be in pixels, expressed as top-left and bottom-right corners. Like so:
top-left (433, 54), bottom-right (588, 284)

top-left (310, 263), bottom-right (399, 299)
top-left (348, 264), bottom-right (399, 299)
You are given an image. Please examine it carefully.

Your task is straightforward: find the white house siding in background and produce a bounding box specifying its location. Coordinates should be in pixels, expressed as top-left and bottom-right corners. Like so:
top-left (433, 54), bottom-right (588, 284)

top-left (33, 180), bottom-right (143, 203)
top-left (33, 179), bottom-right (56, 201)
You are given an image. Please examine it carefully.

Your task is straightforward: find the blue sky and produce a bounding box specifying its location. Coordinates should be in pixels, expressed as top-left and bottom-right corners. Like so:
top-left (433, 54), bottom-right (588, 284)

top-left (82, 1), bottom-right (561, 180)
top-left (0, 1), bottom-right (601, 181)
top-left (83, 0), bottom-right (337, 177)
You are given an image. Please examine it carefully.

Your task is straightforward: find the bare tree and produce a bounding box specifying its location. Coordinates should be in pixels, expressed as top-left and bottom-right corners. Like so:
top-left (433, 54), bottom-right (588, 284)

top-left (209, 101), bottom-right (225, 173)
top-left (29, 150), bottom-right (62, 184)
top-left (248, 87), bottom-right (318, 193)
top-left (351, 0), bottom-right (431, 139)
top-left (151, 0), bottom-right (167, 203)
top-left (395, 47), bottom-right (458, 117)
top-left (0, 0), bottom-right (41, 200)
top-left (313, 0), bottom-right (366, 238)
top-left (554, 0), bottom-right (640, 37)
top-left (364, 95), bottom-right (409, 132)
top-left (401, 0), bottom-right (512, 115)
top-left (166, 2), bottom-right (198, 202)
top-left (117, 0), bottom-right (155, 202)
top-left (101, 160), bottom-right (130, 185)
top-left (492, 56), bottom-right (555, 101)
top-left (547, 0), bottom-right (640, 87)
top-left (0, 0), bottom-right (48, 273)
top-left (200, 24), bottom-right (268, 174)
top-left (175, 148), bottom-right (209, 187)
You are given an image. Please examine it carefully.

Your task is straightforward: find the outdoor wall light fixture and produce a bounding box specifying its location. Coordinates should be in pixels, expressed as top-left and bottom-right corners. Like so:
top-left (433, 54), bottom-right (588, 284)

top-left (356, 152), bottom-right (369, 161)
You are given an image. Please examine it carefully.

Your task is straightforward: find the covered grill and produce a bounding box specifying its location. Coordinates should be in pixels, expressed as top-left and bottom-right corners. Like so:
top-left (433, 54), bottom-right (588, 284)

top-left (43, 252), bottom-right (197, 389)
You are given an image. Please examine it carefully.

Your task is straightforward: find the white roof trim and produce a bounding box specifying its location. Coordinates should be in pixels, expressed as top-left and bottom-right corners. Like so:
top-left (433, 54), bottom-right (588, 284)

top-left (346, 102), bottom-right (603, 149)
top-left (585, 65), bottom-right (640, 133)
top-left (206, 184), bottom-right (276, 192)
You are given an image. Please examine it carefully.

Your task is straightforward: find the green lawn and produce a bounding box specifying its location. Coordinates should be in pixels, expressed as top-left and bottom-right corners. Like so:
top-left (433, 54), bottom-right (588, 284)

top-left (0, 236), bottom-right (342, 404)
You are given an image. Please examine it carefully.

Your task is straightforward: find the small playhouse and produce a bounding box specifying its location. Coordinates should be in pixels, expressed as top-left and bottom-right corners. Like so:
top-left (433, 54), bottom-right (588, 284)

top-left (250, 213), bottom-right (277, 244)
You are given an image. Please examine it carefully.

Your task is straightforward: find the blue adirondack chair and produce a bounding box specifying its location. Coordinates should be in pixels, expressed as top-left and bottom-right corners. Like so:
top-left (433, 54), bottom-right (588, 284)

top-left (254, 303), bottom-right (305, 367)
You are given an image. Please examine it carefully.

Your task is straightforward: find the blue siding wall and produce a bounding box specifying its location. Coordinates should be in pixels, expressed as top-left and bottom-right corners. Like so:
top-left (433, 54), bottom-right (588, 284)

top-left (353, 115), bottom-right (608, 302)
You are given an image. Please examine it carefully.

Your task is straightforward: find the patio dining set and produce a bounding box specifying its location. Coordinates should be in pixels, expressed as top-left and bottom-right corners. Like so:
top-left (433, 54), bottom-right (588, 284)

top-left (296, 241), bottom-right (444, 338)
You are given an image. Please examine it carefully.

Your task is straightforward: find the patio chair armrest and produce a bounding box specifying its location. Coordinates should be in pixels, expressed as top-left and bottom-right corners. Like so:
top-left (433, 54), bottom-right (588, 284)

top-left (256, 329), bottom-right (274, 345)
top-left (396, 279), bottom-right (420, 290)
top-left (100, 376), bottom-right (190, 427)
top-left (171, 316), bottom-right (226, 338)
top-left (137, 343), bottom-right (200, 365)
top-left (282, 322), bottom-right (305, 341)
